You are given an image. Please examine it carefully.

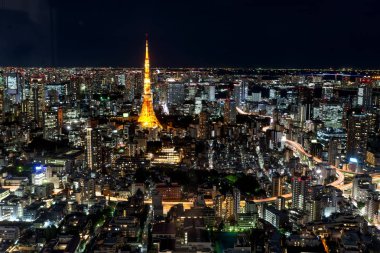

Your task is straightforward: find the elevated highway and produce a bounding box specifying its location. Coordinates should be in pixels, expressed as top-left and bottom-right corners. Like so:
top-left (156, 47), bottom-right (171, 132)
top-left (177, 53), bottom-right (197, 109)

top-left (253, 137), bottom-right (380, 203)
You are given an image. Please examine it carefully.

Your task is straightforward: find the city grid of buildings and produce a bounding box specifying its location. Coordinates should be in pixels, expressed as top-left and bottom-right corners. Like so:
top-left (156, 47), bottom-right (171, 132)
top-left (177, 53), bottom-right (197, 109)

top-left (0, 39), bottom-right (378, 252)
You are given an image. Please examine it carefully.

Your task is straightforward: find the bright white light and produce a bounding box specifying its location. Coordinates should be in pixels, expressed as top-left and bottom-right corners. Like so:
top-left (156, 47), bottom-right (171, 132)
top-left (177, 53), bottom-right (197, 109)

top-left (349, 157), bottom-right (358, 163)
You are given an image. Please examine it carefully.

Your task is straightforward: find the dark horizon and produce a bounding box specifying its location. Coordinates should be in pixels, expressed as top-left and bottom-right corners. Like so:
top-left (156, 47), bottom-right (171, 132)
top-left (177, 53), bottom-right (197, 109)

top-left (0, 0), bottom-right (380, 69)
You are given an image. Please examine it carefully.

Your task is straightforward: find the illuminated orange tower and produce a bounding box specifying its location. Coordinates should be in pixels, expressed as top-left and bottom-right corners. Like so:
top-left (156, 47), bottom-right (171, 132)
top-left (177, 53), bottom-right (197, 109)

top-left (138, 35), bottom-right (162, 129)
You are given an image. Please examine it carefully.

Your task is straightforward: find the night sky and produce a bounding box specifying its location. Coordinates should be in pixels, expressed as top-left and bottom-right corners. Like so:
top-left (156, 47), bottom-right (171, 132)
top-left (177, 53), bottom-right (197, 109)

top-left (0, 0), bottom-right (380, 68)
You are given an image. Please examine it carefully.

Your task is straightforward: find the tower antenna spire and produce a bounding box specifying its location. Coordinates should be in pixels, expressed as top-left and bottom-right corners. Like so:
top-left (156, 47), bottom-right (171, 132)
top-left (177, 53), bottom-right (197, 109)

top-left (145, 33), bottom-right (149, 60)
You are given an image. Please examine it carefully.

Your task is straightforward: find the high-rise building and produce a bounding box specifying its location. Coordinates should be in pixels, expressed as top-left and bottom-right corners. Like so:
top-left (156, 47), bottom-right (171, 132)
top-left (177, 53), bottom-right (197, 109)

top-left (224, 99), bottom-right (236, 124)
top-left (306, 198), bottom-right (321, 222)
top-left (357, 85), bottom-right (373, 111)
top-left (291, 176), bottom-right (311, 211)
top-left (352, 174), bottom-right (372, 201)
top-left (234, 82), bottom-right (242, 107)
top-left (366, 192), bottom-right (379, 222)
top-left (252, 92), bottom-right (262, 103)
top-left (264, 205), bottom-right (287, 229)
top-left (275, 196), bottom-right (286, 211)
top-left (225, 193), bottom-right (234, 221)
top-left (208, 85), bottom-right (215, 101)
top-left (269, 88), bottom-right (278, 99)
top-left (233, 187), bottom-right (240, 221)
top-left (198, 111), bottom-right (209, 140)
top-left (29, 76), bottom-right (45, 127)
top-left (0, 82), bottom-right (4, 124)
top-left (346, 113), bottom-right (369, 163)
top-left (215, 195), bottom-right (223, 218)
top-left (86, 126), bottom-right (93, 171)
top-left (43, 110), bottom-right (58, 140)
top-left (152, 190), bottom-right (163, 220)
top-left (137, 35), bottom-right (162, 129)
top-left (116, 74), bottom-right (126, 86)
top-left (245, 201), bottom-right (257, 214)
top-left (86, 124), bottom-right (106, 172)
top-left (328, 138), bottom-right (339, 166)
top-left (272, 172), bottom-right (284, 197)
top-left (298, 102), bottom-right (312, 124)
top-left (167, 83), bottom-right (185, 106)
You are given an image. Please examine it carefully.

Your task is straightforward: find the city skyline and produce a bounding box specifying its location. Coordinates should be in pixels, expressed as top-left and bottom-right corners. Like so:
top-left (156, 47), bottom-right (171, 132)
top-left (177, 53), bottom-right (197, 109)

top-left (0, 1), bottom-right (380, 252)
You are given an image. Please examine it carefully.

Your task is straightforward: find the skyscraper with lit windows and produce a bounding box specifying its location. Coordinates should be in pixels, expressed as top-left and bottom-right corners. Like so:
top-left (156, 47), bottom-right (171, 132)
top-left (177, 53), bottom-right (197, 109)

top-left (346, 113), bottom-right (369, 163)
top-left (291, 176), bottom-right (311, 211)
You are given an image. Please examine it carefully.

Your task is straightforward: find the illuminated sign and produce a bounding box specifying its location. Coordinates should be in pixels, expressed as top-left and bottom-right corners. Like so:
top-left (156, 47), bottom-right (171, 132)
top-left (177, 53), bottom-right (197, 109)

top-left (349, 157), bottom-right (358, 163)
top-left (34, 165), bottom-right (46, 174)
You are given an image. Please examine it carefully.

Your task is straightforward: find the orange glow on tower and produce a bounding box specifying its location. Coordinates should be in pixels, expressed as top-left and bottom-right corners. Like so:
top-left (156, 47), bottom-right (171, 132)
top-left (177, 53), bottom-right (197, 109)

top-left (137, 35), bottom-right (162, 129)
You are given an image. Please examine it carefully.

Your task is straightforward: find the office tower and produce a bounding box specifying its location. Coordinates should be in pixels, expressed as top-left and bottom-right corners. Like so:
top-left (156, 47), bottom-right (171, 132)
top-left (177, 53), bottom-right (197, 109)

top-left (328, 138), bottom-right (339, 166)
top-left (85, 123), bottom-right (106, 173)
top-left (224, 98), bottom-right (236, 124)
top-left (0, 83), bottom-right (4, 123)
top-left (320, 103), bottom-right (343, 129)
top-left (57, 107), bottom-right (63, 134)
top-left (322, 85), bottom-right (334, 100)
top-left (352, 174), bottom-right (372, 200)
top-left (269, 88), bottom-right (277, 99)
top-left (5, 73), bottom-right (21, 105)
top-left (252, 91), bottom-right (262, 103)
top-left (245, 201), bottom-right (257, 213)
top-left (31, 165), bottom-right (47, 186)
top-left (29, 76), bottom-right (45, 127)
top-left (229, 99), bottom-right (237, 120)
top-left (234, 82), bottom-right (242, 107)
top-left (208, 85), bottom-right (215, 101)
top-left (299, 102), bottom-right (312, 123)
top-left (306, 198), bottom-right (321, 222)
top-left (86, 178), bottom-right (96, 199)
top-left (310, 141), bottom-right (323, 158)
top-left (43, 110), bottom-right (58, 140)
top-left (225, 193), bottom-right (234, 221)
top-left (272, 108), bottom-right (280, 127)
top-left (275, 197), bottom-right (286, 211)
top-left (291, 176), bottom-right (311, 211)
top-left (233, 187), bottom-right (240, 221)
top-left (138, 35), bottom-right (162, 129)
top-left (167, 83), bottom-right (185, 106)
top-left (223, 100), bottom-right (230, 124)
top-left (116, 74), bottom-right (126, 86)
top-left (264, 205), bottom-right (287, 229)
top-left (125, 72), bottom-right (139, 101)
top-left (198, 111), bottom-right (209, 140)
top-left (152, 190), bottom-right (163, 220)
top-left (241, 81), bottom-right (248, 102)
top-left (357, 85), bottom-right (373, 111)
top-left (215, 195), bottom-right (223, 218)
top-left (231, 98), bottom-right (236, 120)
top-left (367, 112), bottom-right (377, 135)
top-left (86, 126), bottom-right (93, 171)
top-left (366, 192), bottom-right (379, 222)
top-left (67, 77), bottom-right (81, 106)
top-left (346, 113), bottom-right (369, 163)
top-left (272, 172), bottom-right (284, 197)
